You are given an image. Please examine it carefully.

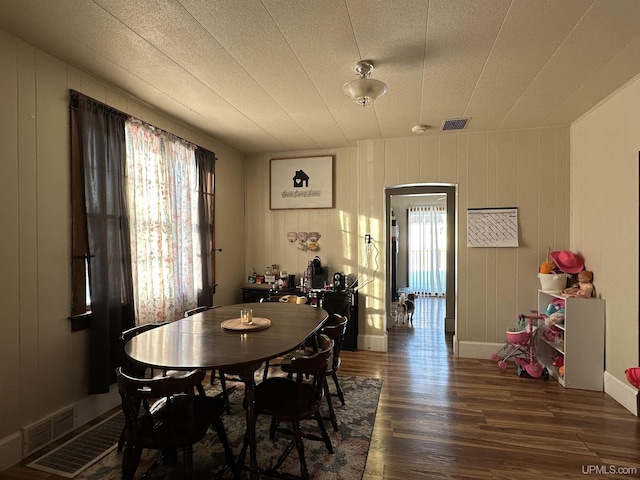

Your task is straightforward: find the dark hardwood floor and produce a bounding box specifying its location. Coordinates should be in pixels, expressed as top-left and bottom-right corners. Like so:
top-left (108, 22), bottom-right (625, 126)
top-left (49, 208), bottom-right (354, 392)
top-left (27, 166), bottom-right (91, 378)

top-left (344, 297), bottom-right (640, 480)
top-left (2, 297), bottom-right (638, 479)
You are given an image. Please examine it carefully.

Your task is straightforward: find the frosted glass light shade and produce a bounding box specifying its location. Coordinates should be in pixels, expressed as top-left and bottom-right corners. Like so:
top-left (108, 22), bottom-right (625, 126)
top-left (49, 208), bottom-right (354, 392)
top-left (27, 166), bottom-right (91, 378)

top-left (342, 78), bottom-right (387, 106)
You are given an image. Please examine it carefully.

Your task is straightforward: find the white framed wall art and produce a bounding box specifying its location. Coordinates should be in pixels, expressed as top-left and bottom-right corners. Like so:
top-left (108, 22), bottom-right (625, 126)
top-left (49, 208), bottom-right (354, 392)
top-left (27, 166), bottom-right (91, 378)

top-left (270, 156), bottom-right (334, 209)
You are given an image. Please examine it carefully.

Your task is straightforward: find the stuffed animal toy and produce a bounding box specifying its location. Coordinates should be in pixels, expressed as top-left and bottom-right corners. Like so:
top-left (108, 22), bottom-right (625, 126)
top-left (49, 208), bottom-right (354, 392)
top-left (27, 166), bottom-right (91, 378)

top-left (544, 298), bottom-right (566, 325)
top-left (545, 311), bottom-right (565, 326)
top-left (562, 270), bottom-right (594, 298)
top-left (554, 355), bottom-right (565, 377)
top-left (545, 298), bottom-right (565, 316)
top-left (539, 261), bottom-right (554, 274)
top-left (552, 354), bottom-right (564, 369)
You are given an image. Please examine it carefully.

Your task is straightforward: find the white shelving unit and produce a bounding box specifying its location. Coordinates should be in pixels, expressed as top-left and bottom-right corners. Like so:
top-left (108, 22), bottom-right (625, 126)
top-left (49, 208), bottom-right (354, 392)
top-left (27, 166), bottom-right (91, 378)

top-left (536, 290), bottom-right (605, 391)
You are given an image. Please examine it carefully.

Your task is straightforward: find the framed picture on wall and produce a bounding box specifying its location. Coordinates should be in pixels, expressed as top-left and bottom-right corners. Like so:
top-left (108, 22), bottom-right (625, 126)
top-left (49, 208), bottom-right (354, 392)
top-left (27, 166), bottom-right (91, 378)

top-left (270, 156), bottom-right (334, 209)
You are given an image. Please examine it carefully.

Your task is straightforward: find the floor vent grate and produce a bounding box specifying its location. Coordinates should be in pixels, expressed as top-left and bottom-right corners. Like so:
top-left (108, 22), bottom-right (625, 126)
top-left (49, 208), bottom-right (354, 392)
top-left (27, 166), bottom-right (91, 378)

top-left (27, 411), bottom-right (123, 478)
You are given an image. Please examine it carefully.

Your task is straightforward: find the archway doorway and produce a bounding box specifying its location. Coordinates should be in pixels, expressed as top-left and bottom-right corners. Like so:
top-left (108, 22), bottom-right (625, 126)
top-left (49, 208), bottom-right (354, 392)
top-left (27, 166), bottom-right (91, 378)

top-left (385, 185), bottom-right (456, 339)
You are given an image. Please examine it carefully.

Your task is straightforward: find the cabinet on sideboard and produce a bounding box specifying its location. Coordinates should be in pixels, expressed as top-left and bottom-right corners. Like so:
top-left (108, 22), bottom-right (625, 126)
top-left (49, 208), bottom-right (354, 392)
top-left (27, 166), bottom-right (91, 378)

top-left (241, 285), bottom-right (359, 351)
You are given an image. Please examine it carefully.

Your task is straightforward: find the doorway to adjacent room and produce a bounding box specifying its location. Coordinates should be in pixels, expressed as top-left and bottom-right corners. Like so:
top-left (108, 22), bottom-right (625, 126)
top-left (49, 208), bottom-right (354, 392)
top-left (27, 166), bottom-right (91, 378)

top-left (385, 185), bottom-right (457, 343)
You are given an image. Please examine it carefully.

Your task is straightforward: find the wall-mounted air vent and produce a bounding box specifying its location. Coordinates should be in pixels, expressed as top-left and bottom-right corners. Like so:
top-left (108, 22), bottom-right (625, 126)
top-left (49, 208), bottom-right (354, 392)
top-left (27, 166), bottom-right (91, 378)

top-left (22, 405), bottom-right (77, 456)
top-left (442, 118), bottom-right (471, 131)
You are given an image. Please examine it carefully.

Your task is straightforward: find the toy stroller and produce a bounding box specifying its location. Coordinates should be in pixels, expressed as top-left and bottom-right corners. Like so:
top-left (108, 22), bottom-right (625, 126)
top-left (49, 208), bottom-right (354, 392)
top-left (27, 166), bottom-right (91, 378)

top-left (491, 313), bottom-right (549, 379)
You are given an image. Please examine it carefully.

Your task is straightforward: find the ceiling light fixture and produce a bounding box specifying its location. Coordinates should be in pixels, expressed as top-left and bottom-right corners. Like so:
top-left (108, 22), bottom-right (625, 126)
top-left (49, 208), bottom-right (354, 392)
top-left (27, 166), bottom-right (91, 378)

top-left (411, 124), bottom-right (429, 134)
top-left (342, 60), bottom-right (387, 107)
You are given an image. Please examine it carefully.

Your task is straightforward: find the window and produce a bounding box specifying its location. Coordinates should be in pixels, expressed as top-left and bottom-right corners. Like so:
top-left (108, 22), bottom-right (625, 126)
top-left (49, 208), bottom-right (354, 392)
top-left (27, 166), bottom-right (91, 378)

top-left (70, 90), bottom-right (216, 393)
top-left (70, 91), bottom-right (215, 327)
top-left (408, 205), bottom-right (447, 296)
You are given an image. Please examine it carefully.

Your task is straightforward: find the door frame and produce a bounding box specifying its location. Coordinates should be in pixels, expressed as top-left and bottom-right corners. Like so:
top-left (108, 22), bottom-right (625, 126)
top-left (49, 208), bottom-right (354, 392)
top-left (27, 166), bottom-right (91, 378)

top-left (385, 184), bottom-right (457, 334)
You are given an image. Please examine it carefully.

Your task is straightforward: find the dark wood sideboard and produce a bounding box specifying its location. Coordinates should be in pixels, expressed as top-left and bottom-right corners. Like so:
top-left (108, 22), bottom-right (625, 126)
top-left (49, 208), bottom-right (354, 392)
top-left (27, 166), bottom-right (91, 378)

top-left (241, 285), bottom-right (359, 351)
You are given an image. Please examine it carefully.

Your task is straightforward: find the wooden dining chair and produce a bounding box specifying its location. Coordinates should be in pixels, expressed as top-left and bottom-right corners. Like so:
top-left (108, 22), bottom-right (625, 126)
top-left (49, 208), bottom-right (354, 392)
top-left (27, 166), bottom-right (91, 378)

top-left (260, 294), bottom-right (307, 304)
top-left (319, 314), bottom-right (349, 431)
top-left (238, 334), bottom-right (334, 480)
top-left (279, 313), bottom-right (349, 431)
top-left (284, 295), bottom-right (308, 304)
top-left (260, 297), bottom-right (309, 381)
top-left (183, 306), bottom-right (240, 412)
top-left (116, 368), bottom-right (235, 480)
top-left (217, 362), bottom-right (264, 414)
top-left (120, 322), bottom-right (170, 379)
top-left (118, 322), bottom-right (171, 452)
top-left (183, 305), bottom-right (219, 317)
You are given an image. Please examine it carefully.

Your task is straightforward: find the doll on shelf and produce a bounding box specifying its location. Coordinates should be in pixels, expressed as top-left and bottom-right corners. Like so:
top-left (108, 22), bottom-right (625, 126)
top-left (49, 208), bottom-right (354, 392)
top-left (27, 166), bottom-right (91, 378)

top-left (562, 270), bottom-right (594, 298)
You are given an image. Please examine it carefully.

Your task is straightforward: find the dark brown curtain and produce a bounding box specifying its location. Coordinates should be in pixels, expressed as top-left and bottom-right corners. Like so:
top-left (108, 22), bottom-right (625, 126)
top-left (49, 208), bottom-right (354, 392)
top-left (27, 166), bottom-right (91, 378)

top-left (70, 90), bottom-right (135, 394)
top-left (195, 148), bottom-right (216, 307)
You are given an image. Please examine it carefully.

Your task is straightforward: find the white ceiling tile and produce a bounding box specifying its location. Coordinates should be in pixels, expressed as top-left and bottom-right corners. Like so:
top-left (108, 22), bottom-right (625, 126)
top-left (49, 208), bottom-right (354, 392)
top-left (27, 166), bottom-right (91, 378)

top-left (1, 0), bottom-right (640, 152)
top-left (419, 0), bottom-right (512, 128)
top-left (466, 0), bottom-right (592, 131)
top-left (501, 0), bottom-right (640, 129)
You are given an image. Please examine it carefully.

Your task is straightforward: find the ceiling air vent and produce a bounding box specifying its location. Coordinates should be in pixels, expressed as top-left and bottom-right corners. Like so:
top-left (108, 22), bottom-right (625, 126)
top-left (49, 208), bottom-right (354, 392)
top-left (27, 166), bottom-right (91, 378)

top-left (442, 118), bottom-right (470, 131)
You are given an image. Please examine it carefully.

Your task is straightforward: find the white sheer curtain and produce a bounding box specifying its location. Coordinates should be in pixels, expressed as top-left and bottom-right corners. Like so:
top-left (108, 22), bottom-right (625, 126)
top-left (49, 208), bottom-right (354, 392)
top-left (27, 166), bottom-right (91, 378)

top-left (408, 205), bottom-right (447, 296)
top-left (125, 120), bottom-right (201, 324)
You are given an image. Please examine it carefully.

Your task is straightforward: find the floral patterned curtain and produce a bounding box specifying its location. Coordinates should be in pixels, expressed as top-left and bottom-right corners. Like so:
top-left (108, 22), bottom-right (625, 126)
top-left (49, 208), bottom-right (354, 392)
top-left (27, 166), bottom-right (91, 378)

top-left (125, 120), bottom-right (201, 324)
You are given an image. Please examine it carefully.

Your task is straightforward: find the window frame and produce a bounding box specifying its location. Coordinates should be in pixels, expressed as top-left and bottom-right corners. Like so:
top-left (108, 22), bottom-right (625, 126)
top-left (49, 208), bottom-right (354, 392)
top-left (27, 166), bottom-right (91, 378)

top-left (68, 92), bottom-right (216, 330)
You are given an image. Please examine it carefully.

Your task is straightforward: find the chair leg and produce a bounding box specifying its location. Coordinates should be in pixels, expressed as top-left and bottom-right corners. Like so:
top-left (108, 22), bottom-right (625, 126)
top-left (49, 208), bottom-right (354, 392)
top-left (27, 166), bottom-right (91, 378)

top-left (140, 452), bottom-right (167, 479)
top-left (121, 444), bottom-right (143, 480)
top-left (164, 448), bottom-right (177, 466)
top-left (237, 430), bottom-right (249, 475)
top-left (218, 371), bottom-right (232, 414)
top-left (314, 411), bottom-right (333, 454)
top-left (211, 416), bottom-right (236, 473)
top-left (292, 421), bottom-right (309, 480)
top-left (331, 371), bottom-right (345, 405)
top-left (117, 427), bottom-right (126, 452)
top-left (182, 445), bottom-right (194, 480)
top-left (323, 379), bottom-right (339, 431)
top-left (269, 416), bottom-right (280, 439)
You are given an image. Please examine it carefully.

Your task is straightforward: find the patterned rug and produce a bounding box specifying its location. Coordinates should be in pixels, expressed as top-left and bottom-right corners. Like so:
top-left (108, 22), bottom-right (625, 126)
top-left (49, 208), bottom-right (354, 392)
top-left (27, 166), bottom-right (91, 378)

top-left (78, 375), bottom-right (381, 479)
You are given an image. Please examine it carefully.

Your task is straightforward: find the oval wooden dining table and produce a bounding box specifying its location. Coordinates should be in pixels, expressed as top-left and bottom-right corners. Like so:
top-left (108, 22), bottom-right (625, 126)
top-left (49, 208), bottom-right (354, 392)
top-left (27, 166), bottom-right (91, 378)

top-left (124, 302), bottom-right (329, 479)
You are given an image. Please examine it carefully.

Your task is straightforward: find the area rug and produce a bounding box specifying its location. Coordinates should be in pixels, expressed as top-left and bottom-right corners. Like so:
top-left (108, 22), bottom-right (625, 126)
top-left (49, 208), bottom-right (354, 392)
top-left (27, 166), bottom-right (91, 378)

top-left (78, 375), bottom-right (381, 479)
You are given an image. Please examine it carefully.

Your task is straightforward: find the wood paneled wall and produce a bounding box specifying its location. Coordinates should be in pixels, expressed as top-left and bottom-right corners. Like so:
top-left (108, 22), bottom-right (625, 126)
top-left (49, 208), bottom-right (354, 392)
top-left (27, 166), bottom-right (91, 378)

top-left (571, 75), bottom-right (640, 393)
top-left (0, 31), bottom-right (245, 469)
top-left (245, 128), bottom-right (570, 354)
top-left (244, 148), bottom-right (359, 285)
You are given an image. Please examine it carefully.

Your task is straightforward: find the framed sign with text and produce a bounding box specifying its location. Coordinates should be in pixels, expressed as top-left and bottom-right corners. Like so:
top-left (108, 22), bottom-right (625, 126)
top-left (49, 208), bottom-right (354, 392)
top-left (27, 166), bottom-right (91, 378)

top-left (270, 156), bottom-right (334, 209)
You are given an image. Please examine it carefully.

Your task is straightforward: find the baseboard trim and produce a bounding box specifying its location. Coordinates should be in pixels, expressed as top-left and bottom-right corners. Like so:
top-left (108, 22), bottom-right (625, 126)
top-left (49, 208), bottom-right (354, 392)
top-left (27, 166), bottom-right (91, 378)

top-left (604, 370), bottom-right (639, 416)
top-left (457, 340), bottom-right (503, 360)
top-left (357, 333), bottom-right (387, 352)
top-left (0, 432), bottom-right (22, 472)
top-left (74, 385), bottom-right (120, 428)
